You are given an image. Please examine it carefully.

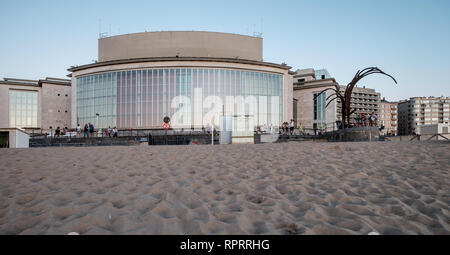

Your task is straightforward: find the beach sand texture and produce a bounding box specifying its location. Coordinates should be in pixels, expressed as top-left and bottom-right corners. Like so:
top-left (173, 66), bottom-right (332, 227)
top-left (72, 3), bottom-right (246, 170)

top-left (0, 141), bottom-right (449, 235)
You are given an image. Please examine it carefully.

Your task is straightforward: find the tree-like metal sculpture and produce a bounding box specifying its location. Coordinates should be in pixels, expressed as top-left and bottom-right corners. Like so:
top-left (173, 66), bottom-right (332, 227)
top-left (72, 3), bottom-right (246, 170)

top-left (315, 67), bottom-right (397, 129)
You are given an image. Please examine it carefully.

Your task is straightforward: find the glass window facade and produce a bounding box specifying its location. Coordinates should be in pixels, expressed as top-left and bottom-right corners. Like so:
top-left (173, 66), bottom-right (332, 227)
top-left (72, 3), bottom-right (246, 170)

top-left (9, 90), bottom-right (38, 128)
top-left (313, 92), bottom-right (326, 128)
top-left (76, 68), bottom-right (283, 129)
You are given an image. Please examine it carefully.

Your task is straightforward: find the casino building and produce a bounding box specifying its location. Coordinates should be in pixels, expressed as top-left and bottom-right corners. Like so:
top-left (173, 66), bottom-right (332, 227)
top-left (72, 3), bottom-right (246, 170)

top-left (68, 31), bottom-right (293, 130)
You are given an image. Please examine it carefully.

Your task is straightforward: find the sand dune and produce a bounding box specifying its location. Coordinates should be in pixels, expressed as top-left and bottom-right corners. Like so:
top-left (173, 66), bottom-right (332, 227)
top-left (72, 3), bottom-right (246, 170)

top-left (0, 141), bottom-right (449, 235)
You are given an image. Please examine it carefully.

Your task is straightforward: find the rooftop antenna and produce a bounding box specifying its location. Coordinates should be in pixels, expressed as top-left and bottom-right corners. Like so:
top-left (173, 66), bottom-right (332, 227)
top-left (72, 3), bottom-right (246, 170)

top-left (98, 19), bottom-right (105, 38)
top-left (260, 18), bottom-right (264, 38)
top-left (253, 21), bottom-right (262, 38)
top-left (98, 19), bottom-right (108, 39)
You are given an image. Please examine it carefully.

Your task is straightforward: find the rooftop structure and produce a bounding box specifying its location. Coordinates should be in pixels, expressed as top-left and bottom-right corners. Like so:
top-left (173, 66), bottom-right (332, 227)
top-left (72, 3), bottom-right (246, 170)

top-left (98, 31), bottom-right (263, 62)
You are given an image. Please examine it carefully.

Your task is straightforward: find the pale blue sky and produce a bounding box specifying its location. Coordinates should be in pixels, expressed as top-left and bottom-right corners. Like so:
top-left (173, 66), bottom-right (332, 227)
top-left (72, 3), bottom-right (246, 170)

top-left (1, 0), bottom-right (449, 101)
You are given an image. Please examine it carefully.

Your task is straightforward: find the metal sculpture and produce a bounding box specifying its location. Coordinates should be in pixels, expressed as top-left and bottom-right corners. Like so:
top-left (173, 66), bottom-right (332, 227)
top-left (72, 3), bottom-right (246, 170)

top-left (315, 67), bottom-right (397, 129)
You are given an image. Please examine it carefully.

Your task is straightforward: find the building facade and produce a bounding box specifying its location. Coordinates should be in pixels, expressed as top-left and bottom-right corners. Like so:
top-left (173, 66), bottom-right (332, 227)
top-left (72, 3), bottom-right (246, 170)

top-left (379, 98), bottom-right (398, 135)
top-left (292, 68), bottom-right (338, 132)
top-left (336, 86), bottom-right (381, 125)
top-left (69, 31), bottom-right (293, 131)
top-left (0, 78), bottom-right (71, 133)
top-left (398, 96), bottom-right (450, 135)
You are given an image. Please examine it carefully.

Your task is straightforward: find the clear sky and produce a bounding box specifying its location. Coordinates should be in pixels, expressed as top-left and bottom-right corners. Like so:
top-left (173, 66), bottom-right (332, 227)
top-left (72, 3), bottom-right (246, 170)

top-left (1, 0), bottom-right (449, 101)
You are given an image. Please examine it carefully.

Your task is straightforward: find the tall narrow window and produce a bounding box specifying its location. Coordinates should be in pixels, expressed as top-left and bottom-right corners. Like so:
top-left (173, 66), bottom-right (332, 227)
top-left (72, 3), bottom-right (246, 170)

top-left (313, 92), bottom-right (326, 129)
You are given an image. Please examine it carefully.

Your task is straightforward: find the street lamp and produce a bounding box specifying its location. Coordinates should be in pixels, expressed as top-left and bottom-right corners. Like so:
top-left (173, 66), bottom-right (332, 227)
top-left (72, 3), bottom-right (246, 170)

top-left (96, 113), bottom-right (100, 137)
top-left (96, 113), bottom-right (100, 126)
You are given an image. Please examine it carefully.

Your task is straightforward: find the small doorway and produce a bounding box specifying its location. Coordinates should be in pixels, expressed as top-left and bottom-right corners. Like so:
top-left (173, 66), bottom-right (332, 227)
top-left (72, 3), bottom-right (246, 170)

top-left (0, 132), bottom-right (9, 148)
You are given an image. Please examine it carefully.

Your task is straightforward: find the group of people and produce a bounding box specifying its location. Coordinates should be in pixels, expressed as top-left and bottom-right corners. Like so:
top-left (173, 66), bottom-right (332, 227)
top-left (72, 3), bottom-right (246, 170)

top-left (75, 123), bottom-right (118, 138)
top-left (281, 119), bottom-right (296, 135)
top-left (255, 120), bottom-right (297, 135)
top-left (53, 127), bottom-right (70, 137)
top-left (354, 112), bottom-right (378, 127)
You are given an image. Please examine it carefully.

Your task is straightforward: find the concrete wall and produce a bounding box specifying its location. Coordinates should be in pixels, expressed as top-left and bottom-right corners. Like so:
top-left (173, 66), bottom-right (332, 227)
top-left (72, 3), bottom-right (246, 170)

top-left (14, 129), bottom-right (29, 148)
top-left (71, 78), bottom-right (77, 128)
top-left (41, 82), bottom-right (71, 131)
top-left (99, 31), bottom-right (263, 62)
top-left (0, 85), bottom-right (10, 128)
top-left (325, 127), bottom-right (380, 142)
top-left (418, 124), bottom-right (450, 135)
top-left (283, 74), bottom-right (293, 123)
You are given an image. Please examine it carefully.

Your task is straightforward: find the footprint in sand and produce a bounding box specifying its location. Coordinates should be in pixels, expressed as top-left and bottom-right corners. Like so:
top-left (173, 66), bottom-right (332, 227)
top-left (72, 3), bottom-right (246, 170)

top-left (111, 199), bottom-right (128, 209)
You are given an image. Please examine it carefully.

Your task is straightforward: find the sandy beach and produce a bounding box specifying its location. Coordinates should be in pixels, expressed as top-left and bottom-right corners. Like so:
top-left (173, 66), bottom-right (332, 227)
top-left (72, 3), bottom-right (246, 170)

top-left (0, 141), bottom-right (449, 235)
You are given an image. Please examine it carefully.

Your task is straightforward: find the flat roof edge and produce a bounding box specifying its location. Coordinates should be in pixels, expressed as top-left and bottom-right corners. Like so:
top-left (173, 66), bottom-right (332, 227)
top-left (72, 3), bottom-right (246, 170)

top-left (68, 57), bottom-right (292, 73)
top-left (99, 31), bottom-right (263, 41)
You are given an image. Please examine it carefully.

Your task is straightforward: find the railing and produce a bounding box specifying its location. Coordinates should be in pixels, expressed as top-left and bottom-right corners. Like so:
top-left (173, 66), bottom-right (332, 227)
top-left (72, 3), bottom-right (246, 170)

top-left (27, 128), bottom-right (222, 140)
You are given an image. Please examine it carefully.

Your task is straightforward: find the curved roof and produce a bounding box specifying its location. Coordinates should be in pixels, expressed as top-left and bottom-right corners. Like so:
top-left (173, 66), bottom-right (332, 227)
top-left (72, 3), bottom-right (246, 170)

top-left (67, 57), bottom-right (291, 73)
top-left (98, 31), bottom-right (263, 62)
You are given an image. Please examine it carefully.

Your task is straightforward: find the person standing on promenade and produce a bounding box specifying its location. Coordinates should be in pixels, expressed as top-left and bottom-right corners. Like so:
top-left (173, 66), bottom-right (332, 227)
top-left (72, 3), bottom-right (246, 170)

top-left (84, 124), bottom-right (89, 138)
top-left (290, 119), bottom-right (295, 135)
top-left (112, 127), bottom-right (118, 137)
top-left (369, 112), bottom-right (375, 127)
top-left (298, 122), bottom-right (303, 134)
top-left (76, 124), bottom-right (81, 137)
top-left (355, 115), bottom-right (361, 127)
top-left (107, 126), bottom-right (112, 137)
top-left (55, 127), bottom-right (61, 138)
top-left (89, 123), bottom-right (94, 137)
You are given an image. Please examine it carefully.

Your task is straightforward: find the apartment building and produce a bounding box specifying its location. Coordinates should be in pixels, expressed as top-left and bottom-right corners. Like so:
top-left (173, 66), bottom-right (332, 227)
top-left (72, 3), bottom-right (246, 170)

top-left (336, 86), bottom-right (381, 125)
top-left (379, 98), bottom-right (398, 135)
top-left (398, 96), bottom-right (450, 135)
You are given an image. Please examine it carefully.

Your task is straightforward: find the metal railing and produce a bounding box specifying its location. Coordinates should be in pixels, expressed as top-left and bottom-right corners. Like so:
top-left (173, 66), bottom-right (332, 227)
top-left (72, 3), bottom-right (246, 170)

top-left (27, 128), bottom-right (220, 140)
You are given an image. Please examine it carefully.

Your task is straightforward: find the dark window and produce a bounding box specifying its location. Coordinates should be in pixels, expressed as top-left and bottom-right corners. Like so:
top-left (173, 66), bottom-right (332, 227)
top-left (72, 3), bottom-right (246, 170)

top-left (57, 93), bottom-right (60, 96)
top-left (65, 94), bottom-right (68, 97)
top-left (297, 78), bottom-right (305, 83)
top-left (65, 110), bottom-right (68, 113)
top-left (321, 75), bottom-right (325, 79)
